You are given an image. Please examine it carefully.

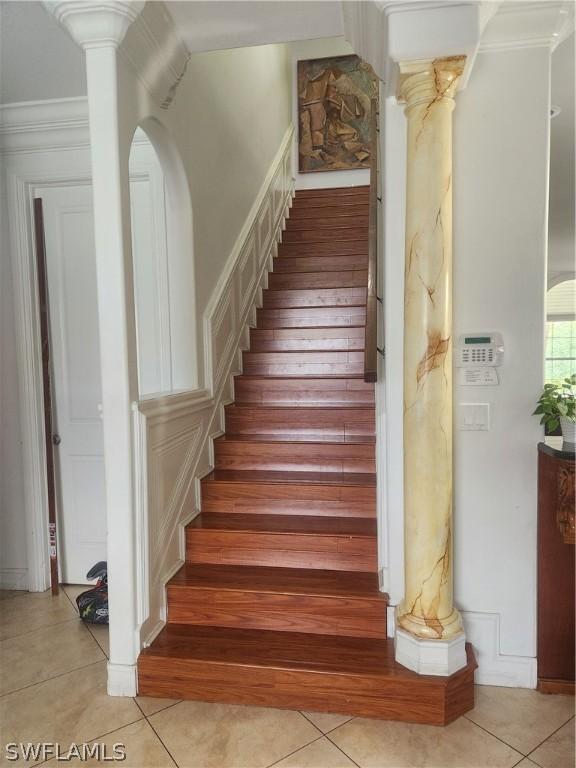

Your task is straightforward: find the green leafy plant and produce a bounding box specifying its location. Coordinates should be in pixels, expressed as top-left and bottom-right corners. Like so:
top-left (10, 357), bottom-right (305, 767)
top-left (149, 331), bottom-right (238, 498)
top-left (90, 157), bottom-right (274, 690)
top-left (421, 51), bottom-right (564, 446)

top-left (533, 374), bottom-right (576, 431)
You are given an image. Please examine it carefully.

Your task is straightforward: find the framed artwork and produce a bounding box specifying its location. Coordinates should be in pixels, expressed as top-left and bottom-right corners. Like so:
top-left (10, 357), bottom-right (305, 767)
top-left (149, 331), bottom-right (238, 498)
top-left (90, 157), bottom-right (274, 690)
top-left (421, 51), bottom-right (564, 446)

top-left (297, 54), bottom-right (378, 174)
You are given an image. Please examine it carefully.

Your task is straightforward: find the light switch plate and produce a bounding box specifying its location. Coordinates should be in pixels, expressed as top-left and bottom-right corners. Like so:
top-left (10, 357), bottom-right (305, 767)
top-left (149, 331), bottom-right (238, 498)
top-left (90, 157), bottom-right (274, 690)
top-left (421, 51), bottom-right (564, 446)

top-left (459, 403), bottom-right (490, 431)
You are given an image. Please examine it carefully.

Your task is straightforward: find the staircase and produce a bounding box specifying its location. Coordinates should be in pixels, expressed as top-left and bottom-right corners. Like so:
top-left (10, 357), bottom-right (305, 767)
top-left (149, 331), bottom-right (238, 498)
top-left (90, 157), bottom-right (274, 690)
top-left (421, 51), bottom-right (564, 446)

top-left (138, 186), bottom-right (476, 725)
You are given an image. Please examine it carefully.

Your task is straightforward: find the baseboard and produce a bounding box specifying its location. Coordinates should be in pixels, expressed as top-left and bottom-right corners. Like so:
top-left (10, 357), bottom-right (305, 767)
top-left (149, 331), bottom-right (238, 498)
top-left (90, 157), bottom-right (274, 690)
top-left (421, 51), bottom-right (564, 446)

top-left (107, 662), bottom-right (138, 697)
top-left (462, 610), bottom-right (537, 689)
top-left (0, 568), bottom-right (28, 590)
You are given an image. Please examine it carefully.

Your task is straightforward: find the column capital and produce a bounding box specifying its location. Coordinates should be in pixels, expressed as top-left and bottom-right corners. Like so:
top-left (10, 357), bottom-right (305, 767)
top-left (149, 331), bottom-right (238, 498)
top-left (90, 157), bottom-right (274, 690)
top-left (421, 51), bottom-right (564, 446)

top-left (397, 56), bottom-right (466, 109)
top-left (43, 1), bottom-right (144, 49)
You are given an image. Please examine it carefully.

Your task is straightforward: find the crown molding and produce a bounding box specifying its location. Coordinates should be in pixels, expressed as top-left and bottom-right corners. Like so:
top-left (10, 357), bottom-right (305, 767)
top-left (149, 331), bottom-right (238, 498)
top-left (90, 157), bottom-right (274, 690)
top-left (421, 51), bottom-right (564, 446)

top-left (0, 98), bottom-right (154, 155)
top-left (120, 2), bottom-right (190, 110)
top-left (0, 97), bottom-right (89, 155)
top-left (43, 1), bottom-right (144, 49)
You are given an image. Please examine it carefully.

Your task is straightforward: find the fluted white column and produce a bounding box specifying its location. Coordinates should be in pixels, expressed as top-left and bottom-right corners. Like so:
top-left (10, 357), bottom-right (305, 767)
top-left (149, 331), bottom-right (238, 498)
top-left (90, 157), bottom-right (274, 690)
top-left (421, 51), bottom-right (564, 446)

top-left (395, 56), bottom-right (467, 676)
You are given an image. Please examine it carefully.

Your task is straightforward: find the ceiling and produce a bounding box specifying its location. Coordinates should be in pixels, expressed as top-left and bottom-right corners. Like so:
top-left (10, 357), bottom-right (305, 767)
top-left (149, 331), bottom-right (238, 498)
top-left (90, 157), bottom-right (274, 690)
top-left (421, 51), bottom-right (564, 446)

top-left (0, 0), bottom-right (86, 104)
top-left (165, 1), bottom-right (343, 52)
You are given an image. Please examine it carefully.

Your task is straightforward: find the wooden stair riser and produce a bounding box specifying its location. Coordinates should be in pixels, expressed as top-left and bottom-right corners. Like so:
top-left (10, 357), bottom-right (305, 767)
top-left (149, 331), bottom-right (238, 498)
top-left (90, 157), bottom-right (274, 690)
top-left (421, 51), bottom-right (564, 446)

top-left (214, 440), bottom-right (375, 474)
top-left (138, 658), bottom-right (475, 725)
top-left (256, 306), bottom-right (366, 329)
top-left (262, 287), bottom-right (367, 309)
top-left (186, 530), bottom-right (377, 572)
top-left (279, 245), bottom-right (369, 261)
top-left (167, 587), bottom-right (386, 639)
top-left (225, 406), bottom-right (375, 439)
top-left (201, 480), bottom-right (376, 517)
top-left (273, 254), bottom-right (368, 273)
top-left (249, 327), bottom-right (364, 353)
top-left (288, 204), bottom-right (369, 220)
top-left (293, 187), bottom-right (369, 201)
top-left (234, 377), bottom-right (375, 407)
top-left (282, 228), bottom-right (367, 244)
top-left (268, 270), bottom-right (367, 291)
top-left (242, 351), bottom-right (364, 376)
top-left (138, 630), bottom-right (476, 725)
top-left (286, 216), bottom-right (369, 230)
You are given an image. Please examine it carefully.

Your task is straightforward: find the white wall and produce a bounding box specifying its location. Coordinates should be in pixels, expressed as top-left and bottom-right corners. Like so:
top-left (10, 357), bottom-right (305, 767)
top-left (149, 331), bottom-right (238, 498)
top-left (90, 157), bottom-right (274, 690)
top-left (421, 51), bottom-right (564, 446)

top-left (548, 33), bottom-right (575, 282)
top-left (287, 37), bottom-right (370, 191)
top-left (162, 42), bottom-right (293, 384)
top-left (383, 45), bottom-right (551, 687)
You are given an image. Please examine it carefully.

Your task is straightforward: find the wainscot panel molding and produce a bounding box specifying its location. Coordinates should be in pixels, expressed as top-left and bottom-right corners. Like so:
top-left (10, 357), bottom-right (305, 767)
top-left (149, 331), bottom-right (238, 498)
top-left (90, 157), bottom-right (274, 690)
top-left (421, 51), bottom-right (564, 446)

top-left (136, 126), bottom-right (294, 646)
top-left (462, 611), bottom-right (538, 689)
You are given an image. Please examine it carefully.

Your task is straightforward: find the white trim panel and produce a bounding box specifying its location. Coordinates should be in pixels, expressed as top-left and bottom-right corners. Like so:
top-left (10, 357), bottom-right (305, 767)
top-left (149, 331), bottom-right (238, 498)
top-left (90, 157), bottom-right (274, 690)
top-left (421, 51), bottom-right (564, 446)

top-left (462, 610), bottom-right (538, 689)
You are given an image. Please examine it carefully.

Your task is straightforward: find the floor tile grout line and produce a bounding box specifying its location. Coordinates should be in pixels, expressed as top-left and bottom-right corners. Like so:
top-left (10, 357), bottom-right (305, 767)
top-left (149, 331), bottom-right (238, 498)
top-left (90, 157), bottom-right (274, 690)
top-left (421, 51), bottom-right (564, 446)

top-left (265, 733), bottom-right (325, 768)
top-left (86, 626), bottom-right (110, 659)
top-left (0, 615), bottom-right (81, 643)
top-left (463, 709), bottom-right (576, 760)
top-left (144, 711), bottom-right (184, 768)
top-left (462, 714), bottom-right (532, 757)
top-left (0, 657), bottom-right (106, 699)
top-left (306, 714), bottom-right (355, 736)
top-left (322, 728), bottom-right (363, 768)
top-left (32, 716), bottom-right (147, 767)
top-left (133, 697), bottom-right (182, 718)
top-left (266, 732), bottom-right (324, 768)
top-left (298, 711), bottom-right (339, 737)
top-left (525, 713), bottom-right (576, 764)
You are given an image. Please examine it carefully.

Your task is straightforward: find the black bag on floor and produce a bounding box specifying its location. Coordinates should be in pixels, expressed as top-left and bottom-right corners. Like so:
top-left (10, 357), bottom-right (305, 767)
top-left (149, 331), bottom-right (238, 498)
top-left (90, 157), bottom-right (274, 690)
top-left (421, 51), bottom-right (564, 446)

top-left (76, 561), bottom-right (109, 624)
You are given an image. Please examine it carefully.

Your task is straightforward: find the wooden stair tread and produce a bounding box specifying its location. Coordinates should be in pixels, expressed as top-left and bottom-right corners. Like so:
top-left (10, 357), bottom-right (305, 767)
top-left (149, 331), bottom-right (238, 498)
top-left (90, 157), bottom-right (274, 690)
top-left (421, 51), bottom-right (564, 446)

top-left (225, 403), bottom-right (375, 410)
top-left (203, 469), bottom-right (376, 487)
top-left (188, 513), bottom-right (376, 538)
top-left (215, 434), bottom-right (375, 445)
top-left (140, 623), bottom-right (466, 681)
top-left (235, 373), bottom-right (367, 380)
top-left (169, 564), bottom-right (383, 598)
top-left (140, 625), bottom-right (400, 676)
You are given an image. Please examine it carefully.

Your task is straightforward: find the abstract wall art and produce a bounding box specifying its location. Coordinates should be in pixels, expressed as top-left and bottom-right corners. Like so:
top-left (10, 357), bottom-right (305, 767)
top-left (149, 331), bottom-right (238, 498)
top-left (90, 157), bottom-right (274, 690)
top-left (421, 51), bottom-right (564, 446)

top-left (297, 54), bottom-right (378, 174)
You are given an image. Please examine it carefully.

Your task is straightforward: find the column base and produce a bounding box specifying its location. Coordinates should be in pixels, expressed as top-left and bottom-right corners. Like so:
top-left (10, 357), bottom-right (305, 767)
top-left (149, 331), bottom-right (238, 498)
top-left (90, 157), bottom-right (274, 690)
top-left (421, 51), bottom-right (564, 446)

top-left (107, 661), bottom-right (138, 696)
top-left (395, 628), bottom-right (467, 676)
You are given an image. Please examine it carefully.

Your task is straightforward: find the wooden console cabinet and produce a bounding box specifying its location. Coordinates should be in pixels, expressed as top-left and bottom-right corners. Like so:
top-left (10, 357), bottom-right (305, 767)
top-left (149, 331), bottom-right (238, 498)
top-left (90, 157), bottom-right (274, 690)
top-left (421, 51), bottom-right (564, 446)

top-left (537, 440), bottom-right (575, 694)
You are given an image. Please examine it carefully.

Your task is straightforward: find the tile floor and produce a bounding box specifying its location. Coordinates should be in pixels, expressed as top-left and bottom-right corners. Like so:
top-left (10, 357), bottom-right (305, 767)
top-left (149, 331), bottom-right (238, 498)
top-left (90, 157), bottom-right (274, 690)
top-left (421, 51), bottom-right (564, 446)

top-left (0, 587), bottom-right (573, 768)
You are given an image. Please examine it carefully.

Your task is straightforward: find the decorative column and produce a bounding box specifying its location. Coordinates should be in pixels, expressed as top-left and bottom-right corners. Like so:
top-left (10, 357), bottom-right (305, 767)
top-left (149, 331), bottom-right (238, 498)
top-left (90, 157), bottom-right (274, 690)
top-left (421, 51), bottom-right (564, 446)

top-left (44, 0), bottom-right (144, 696)
top-left (395, 56), bottom-right (467, 676)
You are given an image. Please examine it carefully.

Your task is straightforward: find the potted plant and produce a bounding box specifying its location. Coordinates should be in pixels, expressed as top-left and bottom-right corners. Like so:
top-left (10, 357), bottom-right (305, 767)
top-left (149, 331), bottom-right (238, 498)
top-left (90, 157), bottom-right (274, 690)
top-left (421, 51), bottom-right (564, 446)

top-left (534, 375), bottom-right (576, 444)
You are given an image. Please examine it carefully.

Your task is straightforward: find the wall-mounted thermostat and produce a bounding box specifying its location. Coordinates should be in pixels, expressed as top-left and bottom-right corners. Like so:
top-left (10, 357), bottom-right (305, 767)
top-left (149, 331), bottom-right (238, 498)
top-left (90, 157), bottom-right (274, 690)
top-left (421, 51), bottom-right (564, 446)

top-left (455, 333), bottom-right (504, 368)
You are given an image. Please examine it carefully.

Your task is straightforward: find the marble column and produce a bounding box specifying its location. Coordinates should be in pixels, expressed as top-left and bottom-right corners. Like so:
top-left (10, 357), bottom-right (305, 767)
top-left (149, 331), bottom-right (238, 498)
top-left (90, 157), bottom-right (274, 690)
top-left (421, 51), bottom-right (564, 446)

top-left (395, 56), bottom-right (467, 675)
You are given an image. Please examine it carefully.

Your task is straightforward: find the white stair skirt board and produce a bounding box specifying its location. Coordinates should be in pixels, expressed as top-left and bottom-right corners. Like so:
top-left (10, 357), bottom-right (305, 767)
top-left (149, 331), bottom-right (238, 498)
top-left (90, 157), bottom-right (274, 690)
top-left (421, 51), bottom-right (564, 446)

top-left (107, 662), bottom-right (138, 697)
top-left (395, 628), bottom-right (468, 676)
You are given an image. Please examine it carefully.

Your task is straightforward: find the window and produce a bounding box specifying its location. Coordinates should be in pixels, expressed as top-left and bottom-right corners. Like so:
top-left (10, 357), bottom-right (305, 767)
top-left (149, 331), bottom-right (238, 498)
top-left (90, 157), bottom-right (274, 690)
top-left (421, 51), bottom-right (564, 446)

top-left (545, 279), bottom-right (576, 386)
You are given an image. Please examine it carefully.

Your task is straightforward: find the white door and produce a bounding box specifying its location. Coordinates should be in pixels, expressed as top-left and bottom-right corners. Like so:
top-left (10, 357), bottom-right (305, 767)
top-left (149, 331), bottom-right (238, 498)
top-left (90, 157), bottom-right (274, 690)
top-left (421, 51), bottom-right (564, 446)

top-left (41, 185), bottom-right (106, 584)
